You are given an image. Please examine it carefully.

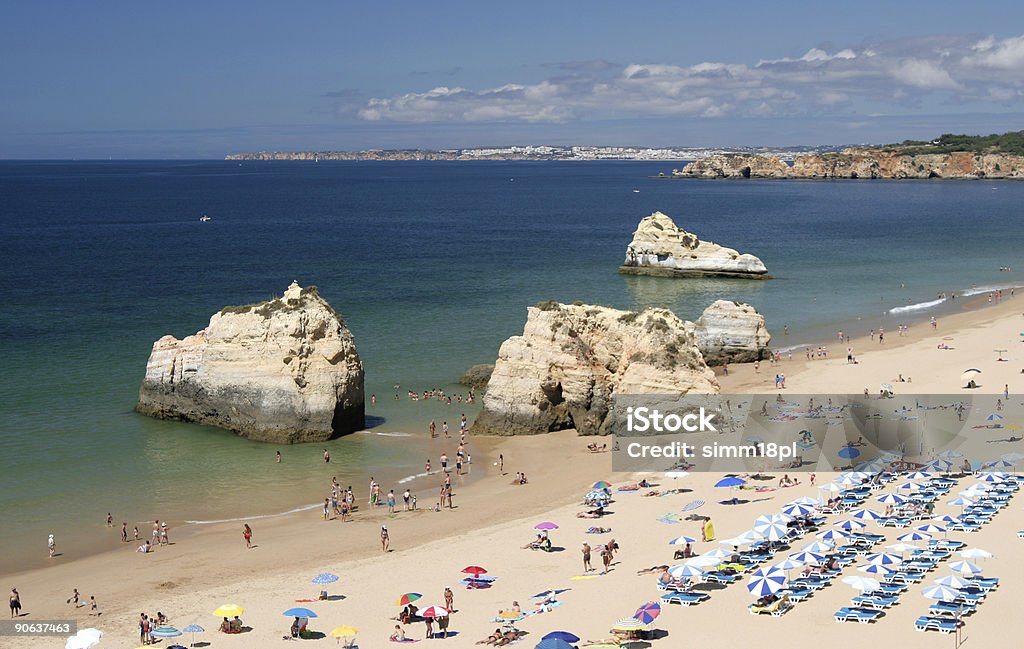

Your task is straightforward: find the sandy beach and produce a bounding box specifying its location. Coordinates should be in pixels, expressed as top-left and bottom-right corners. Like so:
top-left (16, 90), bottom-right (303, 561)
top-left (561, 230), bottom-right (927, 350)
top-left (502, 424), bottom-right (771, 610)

top-left (7, 295), bottom-right (1024, 649)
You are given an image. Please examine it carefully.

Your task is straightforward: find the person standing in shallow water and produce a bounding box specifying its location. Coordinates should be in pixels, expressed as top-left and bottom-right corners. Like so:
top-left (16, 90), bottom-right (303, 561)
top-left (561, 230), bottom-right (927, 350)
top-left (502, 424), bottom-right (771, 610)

top-left (323, 448), bottom-right (330, 463)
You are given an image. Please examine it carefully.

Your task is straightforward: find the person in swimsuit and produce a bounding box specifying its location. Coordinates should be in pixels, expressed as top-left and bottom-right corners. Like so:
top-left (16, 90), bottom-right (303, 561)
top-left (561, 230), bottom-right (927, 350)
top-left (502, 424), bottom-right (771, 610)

top-left (10, 588), bottom-right (20, 617)
top-left (243, 524), bottom-right (253, 549)
top-left (381, 525), bottom-right (390, 552)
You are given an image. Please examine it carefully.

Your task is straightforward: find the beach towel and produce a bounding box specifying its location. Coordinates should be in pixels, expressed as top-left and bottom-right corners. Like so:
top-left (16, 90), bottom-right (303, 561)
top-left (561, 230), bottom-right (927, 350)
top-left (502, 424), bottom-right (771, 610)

top-left (570, 575), bottom-right (600, 581)
top-left (681, 500), bottom-right (705, 512)
top-left (657, 514), bottom-right (681, 524)
top-left (524, 601), bottom-right (564, 616)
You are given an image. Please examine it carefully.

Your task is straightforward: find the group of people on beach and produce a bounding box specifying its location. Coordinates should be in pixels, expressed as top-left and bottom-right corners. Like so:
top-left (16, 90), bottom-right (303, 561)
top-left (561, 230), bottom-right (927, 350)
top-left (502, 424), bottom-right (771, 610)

top-left (391, 386), bottom-right (475, 406)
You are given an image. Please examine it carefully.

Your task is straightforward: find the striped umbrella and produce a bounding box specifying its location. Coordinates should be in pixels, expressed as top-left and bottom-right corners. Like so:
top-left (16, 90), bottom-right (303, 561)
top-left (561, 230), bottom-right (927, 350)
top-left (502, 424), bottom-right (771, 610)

top-left (948, 560), bottom-right (982, 575)
top-left (703, 548), bottom-right (731, 559)
top-left (612, 617), bottom-right (646, 631)
top-left (782, 502), bottom-right (815, 517)
top-left (886, 542), bottom-right (918, 554)
top-left (686, 555), bottom-right (721, 568)
top-left (801, 541), bottom-right (833, 553)
top-left (835, 519), bottom-right (867, 531)
top-left (922, 585), bottom-right (960, 601)
top-left (754, 522), bottom-right (789, 542)
top-left (312, 573), bottom-right (339, 585)
top-left (419, 605), bottom-right (451, 618)
top-left (592, 481), bottom-right (612, 490)
top-left (150, 626), bottom-right (181, 639)
top-left (915, 524), bottom-right (946, 534)
top-left (681, 500), bottom-right (706, 512)
top-left (865, 552), bottom-right (903, 566)
top-left (182, 624), bottom-right (204, 647)
top-left (633, 601), bottom-right (661, 625)
top-left (948, 497), bottom-right (975, 507)
top-left (877, 493), bottom-right (907, 505)
top-left (850, 508), bottom-right (884, 521)
top-left (906, 471), bottom-right (932, 480)
top-left (746, 567), bottom-right (787, 597)
top-left (897, 482), bottom-right (923, 491)
top-left (959, 548), bottom-right (992, 560)
top-left (932, 514), bottom-right (959, 524)
top-left (737, 530), bottom-right (766, 543)
top-left (789, 551), bottom-right (824, 564)
top-left (842, 576), bottom-right (881, 592)
top-left (898, 531), bottom-right (931, 542)
top-left (816, 528), bottom-right (848, 541)
top-left (668, 563), bottom-right (705, 579)
top-left (935, 574), bottom-right (972, 589)
top-left (396, 593), bottom-right (422, 606)
top-left (858, 563), bottom-right (895, 575)
top-left (755, 513), bottom-right (793, 526)
top-left (772, 558), bottom-right (804, 574)
top-left (668, 536), bottom-right (697, 545)
top-left (978, 472), bottom-right (1009, 481)
top-left (790, 496), bottom-right (818, 505)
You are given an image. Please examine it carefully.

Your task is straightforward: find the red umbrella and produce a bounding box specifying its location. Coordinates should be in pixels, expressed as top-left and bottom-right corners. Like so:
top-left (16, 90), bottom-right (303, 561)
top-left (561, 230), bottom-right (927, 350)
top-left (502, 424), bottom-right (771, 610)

top-left (462, 566), bottom-right (488, 577)
top-left (419, 605), bottom-right (450, 618)
top-left (633, 600), bottom-right (661, 624)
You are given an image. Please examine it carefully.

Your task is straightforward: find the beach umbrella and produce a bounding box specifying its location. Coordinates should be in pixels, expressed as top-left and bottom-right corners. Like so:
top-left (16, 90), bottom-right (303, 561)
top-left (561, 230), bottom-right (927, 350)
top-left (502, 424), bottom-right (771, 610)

top-left (838, 446), bottom-right (861, 460)
top-left (283, 607), bottom-right (318, 618)
top-left (420, 605), bottom-right (451, 618)
top-left (948, 560), bottom-right (983, 575)
top-left (898, 531), bottom-right (931, 542)
top-left (65, 628), bottom-right (103, 649)
top-left (212, 604), bottom-right (244, 618)
top-left (935, 574), bottom-right (972, 589)
top-left (715, 477), bottom-right (746, 488)
top-left (182, 623), bottom-right (204, 647)
top-left (948, 497), bottom-right (975, 507)
top-left (755, 522), bottom-right (789, 542)
top-left (959, 548), bottom-right (993, 560)
top-left (396, 593), bottom-right (422, 606)
top-left (928, 459), bottom-right (954, 472)
top-left (329, 626), bottom-right (359, 647)
top-left (835, 519), bottom-right (867, 530)
top-left (986, 413), bottom-right (1004, 421)
top-left (897, 481), bottom-right (923, 491)
top-left (858, 563), bottom-right (895, 575)
top-left (150, 626), bottom-right (182, 639)
top-left (939, 449), bottom-right (964, 459)
top-left (915, 524), bottom-right (946, 534)
top-left (681, 499), bottom-right (705, 512)
top-left (534, 522), bottom-right (559, 530)
top-left (922, 585), bottom-right (960, 601)
top-left (633, 601), bottom-right (661, 625)
top-left (669, 563), bottom-right (705, 579)
top-left (772, 558), bottom-right (805, 574)
top-left (791, 496), bottom-right (818, 505)
top-left (816, 528), bottom-right (848, 541)
top-left (703, 547), bottom-right (732, 559)
top-left (978, 471), bottom-right (1009, 480)
top-left (782, 502), bottom-right (815, 517)
top-left (665, 471), bottom-right (689, 480)
top-left (542, 631), bottom-right (581, 643)
top-left (842, 575), bottom-right (881, 593)
top-left (612, 617), bottom-right (646, 631)
top-left (755, 513), bottom-right (792, 526)
top-left (933, 514), bottom-right (959, 524)
top-left (818, 483), bottom-right (842, 493)
top-left (960, 369), bottom-right (981, 386)
top-left (462, 565), bottom-right (488, 577)
top-left (906, 471), bottom-right (932, 480)
top-left (866, 552), bottom-right (903, 566)
top-left (789, 551), bottom-right (824, 564)
top-left (887, 542), bottom-right (918, 553)
top-left (312, 572), bottom-right (339, 585)
top-left (668, 535), bottom-right (697, 545)
top-left (851, 508), bottom-right (884, 521)
top-left (720, 537), bottom-right (753, 548)
top-left (592, 481), bottom-right (612, 490)
top-left (877, 493), bottom-right (906, 505)
top-left (686, 555), bottom-right (721, 568)
top-left (801, 541), bottom-right (833, 553)
top-left (747, 567), bottom-right (787, 597)
top-left (536, 639), bottom-right (575, 649)
top-left (836, 474), bottom-right (861, 486)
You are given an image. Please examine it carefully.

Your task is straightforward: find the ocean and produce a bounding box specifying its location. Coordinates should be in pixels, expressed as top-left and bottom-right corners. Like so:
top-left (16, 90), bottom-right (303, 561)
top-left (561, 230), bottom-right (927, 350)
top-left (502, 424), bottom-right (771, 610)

top-left (1, 160), bottom-right (1021, 571)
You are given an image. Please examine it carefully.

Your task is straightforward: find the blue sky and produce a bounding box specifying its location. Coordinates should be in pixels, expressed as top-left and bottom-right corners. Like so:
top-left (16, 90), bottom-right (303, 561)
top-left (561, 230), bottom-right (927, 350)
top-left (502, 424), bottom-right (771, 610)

top-left (2, 1), bottom-right (1024, 158)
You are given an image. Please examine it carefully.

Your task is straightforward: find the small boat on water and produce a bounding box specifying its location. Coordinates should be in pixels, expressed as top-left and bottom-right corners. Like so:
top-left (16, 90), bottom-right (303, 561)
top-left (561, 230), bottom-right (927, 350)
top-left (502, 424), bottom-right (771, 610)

top-left (632, 189), bottom-right (640, 193)
top-left (200, 214), bottom-right (211, 222)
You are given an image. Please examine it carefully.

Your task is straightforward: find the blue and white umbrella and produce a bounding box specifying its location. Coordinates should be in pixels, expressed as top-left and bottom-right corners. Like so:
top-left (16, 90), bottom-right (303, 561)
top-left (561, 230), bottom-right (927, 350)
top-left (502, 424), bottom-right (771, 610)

top-left (906, 471), bottom-right (932, 480)
top-left (816, 528), bottom-right (848, 541)
top-left (898, 531), bottom-right (931, 542)
top-left (838, 446), bottom-right (861, 460)
top-left (801, 541), bottom-right (833, 553)
top-left (755, 513), bottom-right (792, 526)
top-left (772, 558), bottom-right (805, 573)
top-left (312, 573), bottom-right (339, 585)
top-left (887, 542), bottom-right (918, 554)
top-left (681, 499), bottom-right (706, 512)
top-left (836, 474), bottom-right (862, 486)
top-left (746, 567), bottom-right (787, 597)
top-left (835, 519), bottom-right (867, 531)
top-left (877, 493), bottom-right (907, 505)
top-left (933, 514), bottom-right (959, 524)
top-left (790, 496), bottom-right (818, 506)
top-left (755, 522), bottom-right (789, 542)
top-left (986, 413), bottom-right (1004, 421)
top-left (782, 502), bottom-right (815, 517)
top-left (865, 552), bottom-right (903, 566)
top-left (858, 563), bottom-right (895, 575)
top-left (897, 482), bottom-right (923, 491)
top-left (927, 459), bottom-right (954, 472)
top-left (935, 574), bottom-right (972, 589)
top-left (959, 547), bottom-right (992, 560)
top-left (668, 563), bottom-right (705, 579)
top-left (915, 524), bottom-right (946, 534)
top-left (715, 477), bottom-right (746, 488)
top-left (687, 555), bottom-right (722, 568)
top-left (703, 548), bottom-right (732, 560)
top-left (922, 585), bottom-right (961, 601)
top-left (842, 575), bottom-right (881, 592)
top-left (948, 560), bottom-right (983, 575)
top-left (978, 471), bottom-right (1009, 481)
top-left (668, 536), bottom-right (697, 545)
top-left (850, 508), bottom-right (884, 521)
top-left (948, 497), bottom-right (975, 507)
top-left (789, 551), bottom-right (824, 564)
top-left (182, 624), bottom-right (204, 646)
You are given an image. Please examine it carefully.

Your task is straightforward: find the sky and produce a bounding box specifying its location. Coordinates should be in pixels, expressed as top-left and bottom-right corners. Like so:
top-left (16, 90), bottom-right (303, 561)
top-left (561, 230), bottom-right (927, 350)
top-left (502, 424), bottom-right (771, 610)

top-left (2, 1), bottom-right (1024, 158)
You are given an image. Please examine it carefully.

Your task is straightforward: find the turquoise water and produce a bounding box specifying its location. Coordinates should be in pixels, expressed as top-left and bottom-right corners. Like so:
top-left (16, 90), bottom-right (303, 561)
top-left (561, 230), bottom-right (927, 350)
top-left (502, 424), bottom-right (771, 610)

top-left (1, 161), bottom-right (1022, 569)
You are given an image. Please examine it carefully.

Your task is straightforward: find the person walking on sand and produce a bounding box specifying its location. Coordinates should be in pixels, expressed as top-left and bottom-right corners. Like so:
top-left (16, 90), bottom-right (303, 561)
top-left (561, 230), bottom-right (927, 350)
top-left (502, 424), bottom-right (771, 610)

top-left (106, 513), bottom-right (112, 527)
top-left (121, 522), bottom-right (128, 543)
top-left (429, 419), bottom-right (436, 438)
top-left (243, 523), bottom-right (253, 549)
top-left (582, 542), bottom-right (593, 572)
top-left (160, 521), bottom-right (168, 545)
top-left (323, 498), bottom-right (330, 521)
top-left (498, 453), bottom-right (504, 473)
top-left (10, 588), bottom-right (21, 618)
top-left (381, 525), bottom-right (390, 552)
top-left (48, 533), bottom-right (55, 558)
top-left (444, 586), bottom-right (454, 611)
top-left (67, 588), bottom-right (81, 607)
top-left (600, 545), bottom-right (612, 574)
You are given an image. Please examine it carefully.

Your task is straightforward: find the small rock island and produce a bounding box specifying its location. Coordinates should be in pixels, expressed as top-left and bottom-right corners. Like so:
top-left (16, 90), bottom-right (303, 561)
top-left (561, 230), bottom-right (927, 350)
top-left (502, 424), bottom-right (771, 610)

top-left (136, 282), bottom-right (365, 443)
top-left (619, 211), bottom-right (768, 279)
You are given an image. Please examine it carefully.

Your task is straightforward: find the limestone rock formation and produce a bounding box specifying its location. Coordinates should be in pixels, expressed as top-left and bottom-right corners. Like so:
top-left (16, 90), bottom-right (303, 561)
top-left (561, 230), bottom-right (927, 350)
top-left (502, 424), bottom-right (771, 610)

top-left (691, 300), bottom-right (771, 365)
top-left (136, 282), bottom-right (365, 443)
top-left (673, 154), bottom-right (791, 178)
top-left (459, 364), bottom-right (495, 391)
top-left (470, 302), bottom-right (718, 436)
top-left (620, 211), bottom-right (768, 279)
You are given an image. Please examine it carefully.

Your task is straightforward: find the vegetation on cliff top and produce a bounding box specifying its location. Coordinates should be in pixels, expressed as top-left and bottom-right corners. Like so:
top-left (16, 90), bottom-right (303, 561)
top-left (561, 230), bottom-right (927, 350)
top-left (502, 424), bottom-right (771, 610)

top-left (885, 130), bottom-right (1024, 156)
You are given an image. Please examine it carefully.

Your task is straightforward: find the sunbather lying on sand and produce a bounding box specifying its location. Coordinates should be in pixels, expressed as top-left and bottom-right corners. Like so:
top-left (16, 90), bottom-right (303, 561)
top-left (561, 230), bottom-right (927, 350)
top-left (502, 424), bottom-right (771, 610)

top-left (576, 506), bottom-right (605, 518)
top-left (585, 526), bottom-right (612, 534)
top-left (636, 565), bottom-right (670, 575)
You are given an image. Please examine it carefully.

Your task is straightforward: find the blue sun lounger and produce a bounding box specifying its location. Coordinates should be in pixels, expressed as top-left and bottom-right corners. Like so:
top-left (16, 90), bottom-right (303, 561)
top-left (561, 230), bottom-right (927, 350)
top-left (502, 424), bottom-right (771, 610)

top-left (885, 570), bottom-right (925, 584)
top-left (965, 577), bottom-right (998, 590)
top-left (929, 601), bottom-right (976, 616)
top-left (915, 616), bottom-right (963, 634)
top-left (834, 607), bottom-right (882, 624)
top-left (877, 583), bottom-right (907, 595)
top-left (660, 591), bottom-right (709, 606)
top-left (776, 587), bottom-right (813, 602)
top-left (702, 571), bottom-right (740, 584)
top-left (851, 594), bottom-right (898, 610)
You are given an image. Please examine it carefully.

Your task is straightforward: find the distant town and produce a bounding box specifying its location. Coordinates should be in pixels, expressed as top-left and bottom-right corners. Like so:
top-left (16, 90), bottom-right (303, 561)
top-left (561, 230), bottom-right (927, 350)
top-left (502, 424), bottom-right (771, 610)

top-left (225, 144), bottom-right (850, 162)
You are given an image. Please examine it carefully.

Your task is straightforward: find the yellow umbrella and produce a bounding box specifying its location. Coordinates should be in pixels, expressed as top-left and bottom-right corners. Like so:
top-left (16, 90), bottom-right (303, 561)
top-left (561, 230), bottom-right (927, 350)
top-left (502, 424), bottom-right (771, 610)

top-left (212, 604), bottom-right (244, 617)
top-left (330, 626), bottom-right (359, 637)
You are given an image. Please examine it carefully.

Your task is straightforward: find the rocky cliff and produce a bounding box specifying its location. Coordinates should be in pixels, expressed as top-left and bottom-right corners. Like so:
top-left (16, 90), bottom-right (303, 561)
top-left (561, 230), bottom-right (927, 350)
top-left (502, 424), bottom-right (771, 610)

top-left (691, 300), bottom-right (771, 364)
top-left (470, 302), bottom-right (719, 436)
top-left (136, 282), bottom-right (365, 443)
top-left (674, 150), bottom-right (1024, 179)
top-left (619, 211), bottom-right (768, 279)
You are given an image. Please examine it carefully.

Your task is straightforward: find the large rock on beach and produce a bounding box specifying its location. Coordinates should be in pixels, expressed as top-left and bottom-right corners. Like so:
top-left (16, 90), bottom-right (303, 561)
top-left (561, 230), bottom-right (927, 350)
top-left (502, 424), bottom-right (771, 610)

top-left (459, 364), bottom-right (495, 391)
top-left (691, 300), bottom-right (771, 364)
top-left (470, 302), bottom-right (718, 436)
top-left (619, 211), bottom-right (768, 279)
top-left (136, 282), bottom-right (365, 443)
